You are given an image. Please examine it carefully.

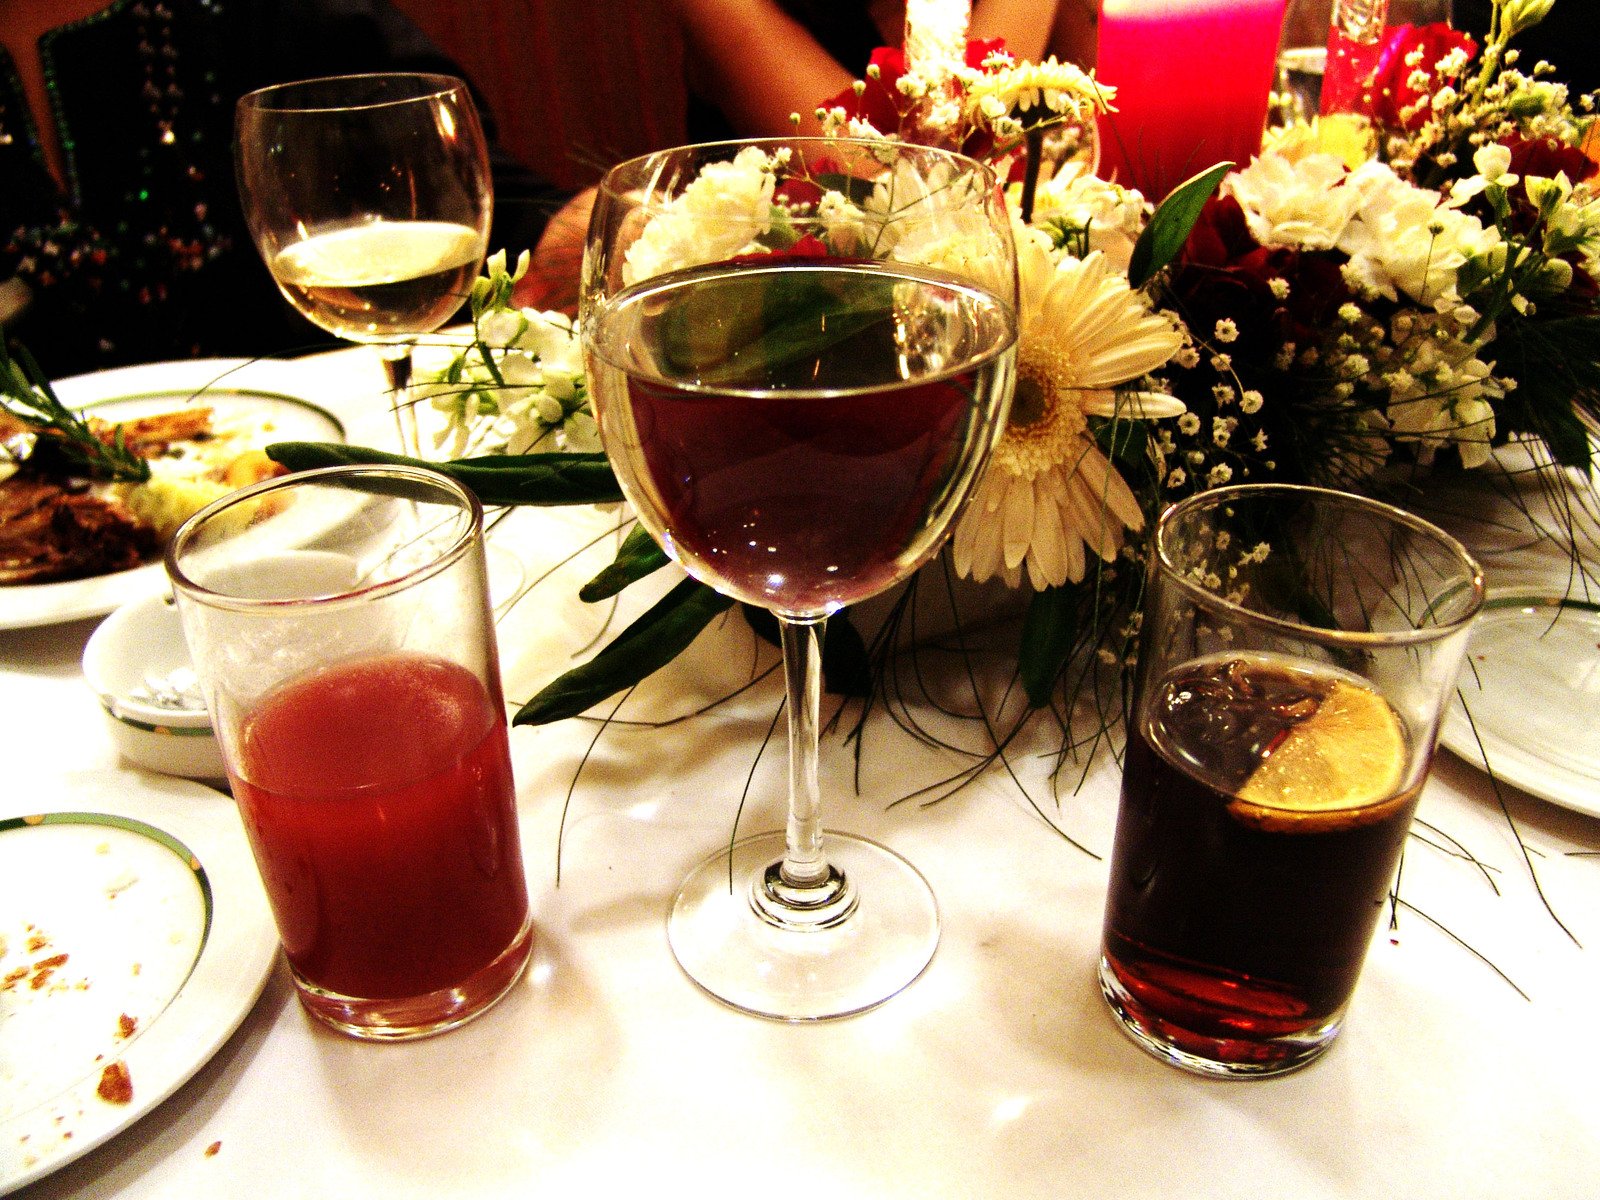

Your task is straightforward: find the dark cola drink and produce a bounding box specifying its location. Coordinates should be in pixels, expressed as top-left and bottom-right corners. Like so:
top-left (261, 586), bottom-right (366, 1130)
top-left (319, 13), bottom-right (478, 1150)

top-left (1100, 653), bottom-right (1421, 1073)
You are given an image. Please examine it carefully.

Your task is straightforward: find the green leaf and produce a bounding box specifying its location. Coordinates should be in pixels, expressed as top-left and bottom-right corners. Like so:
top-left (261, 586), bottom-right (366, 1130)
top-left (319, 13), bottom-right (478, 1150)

top-left (1127, 161), bottom-right (1233, 289)
top-left (514, 579), bottom-right (734, 725)
top-left (0, 336), bottom-right (151, 483)
top-left (579, 524), bottom-right (671, 602)
top-left (655, 270), bottom-right (896, 386)
top-left (1018, 586), bottom-right (1082, 707)
top-left (1535, 398), bottom-right (1593, 470)
top-left (267, 442), bottom-right (623, 506)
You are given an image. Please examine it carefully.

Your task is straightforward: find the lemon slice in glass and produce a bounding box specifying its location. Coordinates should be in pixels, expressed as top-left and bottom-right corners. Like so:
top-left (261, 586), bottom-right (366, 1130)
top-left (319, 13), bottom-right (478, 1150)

top-left (1229, 678), bottom-right (1411, 833)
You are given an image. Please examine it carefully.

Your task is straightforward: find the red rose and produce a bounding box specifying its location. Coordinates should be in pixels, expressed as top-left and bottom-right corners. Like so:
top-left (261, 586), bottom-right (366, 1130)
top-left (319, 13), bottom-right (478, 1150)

top-left (1367, 23), bottom-right (1477, 130)
top-left (1503, 132), bottom-right (1599, 185)
top-left (774, 176), bottom-right (824, 208)
top-left (727, 233), bottom-right (831, 268)
top-left (1174, 197), bottom-right (1351, 353)
top-left (964, 38), bottom-right (1009, 70)
top-left (819, 46), bottom-right (912, 134)
top-left (1179, 195), bottom-right (1260, 269)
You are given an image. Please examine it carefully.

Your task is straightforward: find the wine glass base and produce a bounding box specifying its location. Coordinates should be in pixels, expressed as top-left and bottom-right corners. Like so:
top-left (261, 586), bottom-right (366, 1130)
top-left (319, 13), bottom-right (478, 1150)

top-left (668, 831), bottom-right (939, 1022)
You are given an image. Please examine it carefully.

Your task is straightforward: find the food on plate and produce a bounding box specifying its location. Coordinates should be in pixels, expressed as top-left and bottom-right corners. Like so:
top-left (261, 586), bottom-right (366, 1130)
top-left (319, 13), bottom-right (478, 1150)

top-left (0, 475), bottom-right (158, 584)
top-left (1, 400), bottom-right (288, 586)
top-left (96, 1061), bottom-right (133, 1105)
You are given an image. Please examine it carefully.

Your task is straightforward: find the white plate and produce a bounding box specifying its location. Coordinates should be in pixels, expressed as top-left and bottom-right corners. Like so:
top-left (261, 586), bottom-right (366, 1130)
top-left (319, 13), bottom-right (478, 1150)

top-left (0, 770), bottom-right (277, 1194)
top-left (1440, 593), bottom-right (1600, 819)
top-left (0, 358), bottom-right (346, 631)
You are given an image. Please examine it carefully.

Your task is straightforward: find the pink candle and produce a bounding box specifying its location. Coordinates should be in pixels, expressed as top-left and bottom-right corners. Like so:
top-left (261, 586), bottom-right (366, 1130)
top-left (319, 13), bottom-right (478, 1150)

top-left (1096, 0), bottom-right (1290, 202)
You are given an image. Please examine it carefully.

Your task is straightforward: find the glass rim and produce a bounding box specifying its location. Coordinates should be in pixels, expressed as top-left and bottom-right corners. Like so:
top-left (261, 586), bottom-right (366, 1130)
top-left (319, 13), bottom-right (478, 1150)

top-left (235, 72), bottom-right (469, 115)
top-left (595, 136), bottom-right (1004, 212)
top-left (1153, 482), bottom-right (1486, 647)
top-left (164, 463), bottom-right (483, 613)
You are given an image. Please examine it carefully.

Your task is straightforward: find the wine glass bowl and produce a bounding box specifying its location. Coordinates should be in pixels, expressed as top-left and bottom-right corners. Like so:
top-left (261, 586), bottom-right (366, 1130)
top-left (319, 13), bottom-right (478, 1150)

top-left (234, 73), bottom-right (492, 450)
top-left (582, 139), bottom-right (1019, 1019)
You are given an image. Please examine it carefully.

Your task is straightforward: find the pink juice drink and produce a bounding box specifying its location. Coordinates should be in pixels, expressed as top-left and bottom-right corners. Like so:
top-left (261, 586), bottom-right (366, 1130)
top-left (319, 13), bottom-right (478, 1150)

top-left (1096, 0), bottom-right (1290, 203)
top-left (231, 653), bottom-right (529, 1002)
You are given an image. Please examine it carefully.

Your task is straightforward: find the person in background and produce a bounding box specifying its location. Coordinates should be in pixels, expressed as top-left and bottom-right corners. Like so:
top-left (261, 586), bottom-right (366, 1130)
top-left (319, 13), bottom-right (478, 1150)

top-left (0, 0), bottom-right (564, 379)
top-left (524, 0), bottom-right (1064, 313)
top-left (676, 0), bottom-right (1062, 141)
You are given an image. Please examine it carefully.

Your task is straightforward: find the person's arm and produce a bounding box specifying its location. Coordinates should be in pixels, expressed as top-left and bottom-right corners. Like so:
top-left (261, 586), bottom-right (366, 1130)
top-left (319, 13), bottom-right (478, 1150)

top-left (1045, 0), bottom-right (1097, 67)
top-left (970, 0), bottom-right (1063, 62)
top-left (671, 0), bottom-right (858, 136)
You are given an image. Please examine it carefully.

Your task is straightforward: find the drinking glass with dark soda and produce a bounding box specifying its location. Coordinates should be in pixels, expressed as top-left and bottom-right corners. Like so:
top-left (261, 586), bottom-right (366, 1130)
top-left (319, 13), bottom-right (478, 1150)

top-left (1100, 484), bottom-right (1482, 1077)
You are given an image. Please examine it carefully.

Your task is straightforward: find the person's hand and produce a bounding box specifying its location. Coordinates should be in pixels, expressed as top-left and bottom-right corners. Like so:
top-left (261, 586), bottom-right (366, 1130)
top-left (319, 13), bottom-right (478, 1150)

top-left (514, 186), bottom-right (596, 316)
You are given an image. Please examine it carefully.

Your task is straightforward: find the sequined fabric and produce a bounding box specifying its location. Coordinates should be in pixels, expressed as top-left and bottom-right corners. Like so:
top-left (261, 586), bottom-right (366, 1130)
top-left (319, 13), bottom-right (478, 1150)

top-left (0, 1), bottom-right (268, 373)
top-left (0, 0), bottom-right (562, 377)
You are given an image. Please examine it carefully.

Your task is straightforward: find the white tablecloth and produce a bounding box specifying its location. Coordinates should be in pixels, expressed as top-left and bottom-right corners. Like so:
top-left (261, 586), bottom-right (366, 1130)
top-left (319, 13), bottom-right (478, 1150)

top-left (4, 349), bottom-right (1597, 1199)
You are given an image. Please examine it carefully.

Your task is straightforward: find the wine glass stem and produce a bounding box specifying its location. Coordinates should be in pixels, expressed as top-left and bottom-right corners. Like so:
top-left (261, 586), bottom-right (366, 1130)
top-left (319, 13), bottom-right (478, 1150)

top-left (779, 615), bottom-right (829, 889)
top-left (747, 615), bottom-right (860, 931)
top-left (378, 342), bottom-right (421, 458)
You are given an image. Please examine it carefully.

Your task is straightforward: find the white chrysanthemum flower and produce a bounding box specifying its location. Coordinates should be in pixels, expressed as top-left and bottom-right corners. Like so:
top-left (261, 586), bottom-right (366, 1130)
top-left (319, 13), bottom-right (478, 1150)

top-left (622, 146), bottom-right (776, 284)
top-left (1384, 316), bottom-right (1501, 468)
top-left (952, 244), bottom-right (1184, 590)
top-left (1339, 161), bottom-right (1499, 309)
top-left (863, 159), bottom-right (1016, 297)
top-left (1224, 152), bottom-right (1360, 250)
top-left (1023, 162), bottom-right (1148, 272)
top-left (816, 189), bottom-right (868, 253)
top-left (428, 306), bottom-right (591, 458)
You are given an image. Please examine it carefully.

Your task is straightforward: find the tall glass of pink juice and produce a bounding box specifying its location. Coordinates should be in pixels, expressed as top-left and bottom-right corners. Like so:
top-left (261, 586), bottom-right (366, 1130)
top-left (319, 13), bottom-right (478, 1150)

top-left (167, 464), bottom-right (533, 1040)
top-left (1096, 0), bottom-right (1291, 203)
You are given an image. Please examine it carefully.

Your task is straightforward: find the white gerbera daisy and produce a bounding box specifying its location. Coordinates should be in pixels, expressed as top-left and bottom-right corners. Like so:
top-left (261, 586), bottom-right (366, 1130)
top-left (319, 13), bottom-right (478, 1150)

top-left (952, 240), bottom-right (1183, 589)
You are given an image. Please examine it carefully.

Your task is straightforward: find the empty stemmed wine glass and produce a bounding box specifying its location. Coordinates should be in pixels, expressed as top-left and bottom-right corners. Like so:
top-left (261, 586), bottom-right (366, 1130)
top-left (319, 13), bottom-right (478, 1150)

top-left (234, 73), bottom-right (492, 454)
top-left (582, 138), bottom-right (1019, 1019)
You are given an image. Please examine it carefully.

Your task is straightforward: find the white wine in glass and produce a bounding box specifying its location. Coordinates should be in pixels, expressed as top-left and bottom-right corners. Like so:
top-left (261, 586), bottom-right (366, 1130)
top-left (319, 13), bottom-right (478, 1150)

top-left (234, 73), bottom-right (492, 453)
top-left (582, 139), bottom-right (1019, 1020)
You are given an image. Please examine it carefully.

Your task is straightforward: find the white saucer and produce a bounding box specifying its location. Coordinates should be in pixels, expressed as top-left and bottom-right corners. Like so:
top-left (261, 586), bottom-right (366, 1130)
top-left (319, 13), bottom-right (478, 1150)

top-left (1439, 593), bottom-right (1600, 819)
top-left (0, 770), bottom-right (277, 1193)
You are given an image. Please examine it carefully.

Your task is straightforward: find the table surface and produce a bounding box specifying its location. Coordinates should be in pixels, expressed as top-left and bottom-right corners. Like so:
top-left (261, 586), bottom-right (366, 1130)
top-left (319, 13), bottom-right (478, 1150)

top-left (4, 349), bottom-right (1598, 1200)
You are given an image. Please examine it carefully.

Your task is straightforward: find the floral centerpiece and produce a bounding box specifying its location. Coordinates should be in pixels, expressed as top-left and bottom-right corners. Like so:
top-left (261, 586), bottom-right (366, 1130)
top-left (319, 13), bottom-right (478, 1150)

top-left (267, 0), bottom-right (1598, 775)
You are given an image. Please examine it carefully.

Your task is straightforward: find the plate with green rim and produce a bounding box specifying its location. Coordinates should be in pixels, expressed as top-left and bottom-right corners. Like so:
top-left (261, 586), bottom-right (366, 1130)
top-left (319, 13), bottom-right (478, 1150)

top-left (0, 769), bottom-right (277, 1194)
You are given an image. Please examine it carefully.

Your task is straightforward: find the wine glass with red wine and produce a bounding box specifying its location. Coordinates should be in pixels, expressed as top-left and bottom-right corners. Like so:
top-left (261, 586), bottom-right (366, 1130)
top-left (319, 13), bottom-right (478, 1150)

top-left (582, 139), bottom-right (1019, 1020)
top-left (234, 73), bottom-right (492, 454)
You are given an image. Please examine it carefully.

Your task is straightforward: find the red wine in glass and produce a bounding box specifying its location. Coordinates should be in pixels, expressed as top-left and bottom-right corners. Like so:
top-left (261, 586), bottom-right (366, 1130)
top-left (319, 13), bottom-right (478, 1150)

top-left (586, 259), bottom-right (1016, 619)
